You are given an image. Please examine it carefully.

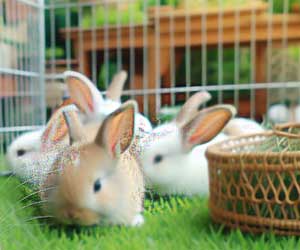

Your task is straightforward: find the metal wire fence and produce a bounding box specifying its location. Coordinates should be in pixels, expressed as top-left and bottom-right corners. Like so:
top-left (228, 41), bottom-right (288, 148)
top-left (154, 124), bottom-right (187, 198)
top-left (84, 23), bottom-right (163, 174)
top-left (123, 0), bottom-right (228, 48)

top-left (1, 0), bottom-right (300, 161)
top-left (44, 0), bottom-right (300, 119)
top-left (0, 0), bottom-right (45, 164)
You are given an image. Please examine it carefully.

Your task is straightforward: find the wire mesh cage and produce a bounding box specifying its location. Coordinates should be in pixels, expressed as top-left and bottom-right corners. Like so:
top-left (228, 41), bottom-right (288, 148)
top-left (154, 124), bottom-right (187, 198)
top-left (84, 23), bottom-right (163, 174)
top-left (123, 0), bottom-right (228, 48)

top-left (43, 0), bottom-right (300, 121)
top-left (1, 0), bottom-right (300, 187)
top-left (0, 0), bottom-right (46, 166)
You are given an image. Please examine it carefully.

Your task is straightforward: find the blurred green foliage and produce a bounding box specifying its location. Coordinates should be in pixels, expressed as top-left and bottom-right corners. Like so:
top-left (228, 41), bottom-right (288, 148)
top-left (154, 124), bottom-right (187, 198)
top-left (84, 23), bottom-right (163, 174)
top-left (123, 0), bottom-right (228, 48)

top-left (176, 48), bottom-right (252, 102)
top-left (97, 62), bottom-right (118, 90)
top-left (81, 3), bottom-right (145, 28)
top-left (287, 47), bottom-right (300, 61)
top-left (44, 8), bottom-right (78, 56)
top-left (271, 0), bottom-right (299, 13)
top-left (147, 0), bottom-right (179, 7)
top-left (45, 47), bottom-right (65, 60)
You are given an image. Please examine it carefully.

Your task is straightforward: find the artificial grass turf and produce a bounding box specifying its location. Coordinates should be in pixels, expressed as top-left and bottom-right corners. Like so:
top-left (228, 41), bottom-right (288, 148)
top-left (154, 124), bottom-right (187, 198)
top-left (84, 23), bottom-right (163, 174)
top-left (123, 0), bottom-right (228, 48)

top-left (0, 165), bottom-right (300, 249)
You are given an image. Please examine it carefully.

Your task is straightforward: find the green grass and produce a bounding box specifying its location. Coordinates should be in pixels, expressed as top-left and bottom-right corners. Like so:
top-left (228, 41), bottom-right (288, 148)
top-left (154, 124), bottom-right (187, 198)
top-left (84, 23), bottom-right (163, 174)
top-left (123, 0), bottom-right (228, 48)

top-left (1, 167), bottom-right (300, 249)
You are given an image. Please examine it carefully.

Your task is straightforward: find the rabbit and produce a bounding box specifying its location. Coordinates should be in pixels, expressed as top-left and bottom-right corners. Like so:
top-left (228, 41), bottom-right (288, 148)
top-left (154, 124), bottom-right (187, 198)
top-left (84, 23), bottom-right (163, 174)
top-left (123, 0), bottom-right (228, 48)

top-left (5, 129), bottom-right (44, 178)
top-left (7, 104), bottom-right (80, 182)
top-left (267, 104), bottom-right (290, 124)
top-left (140, 103), bottom-right (236, 196)
top-left (14, 101), bottom-right (144, 226)
top-left (267, 103), bottom-right (300, 124)
top-left (63, 70), bottom-right (127, 122)
top-left (6, 70), bottom-right (137, 176)
top-left (139, 91), bottom-right (234, 195)
top-left (223, 117), bottom-right (265, 136)
top-left (140, 92), bottom-right (264, 196)
top-left (63, 70), bottom-right (152, 133)
top-left (36, 101), bottom-right (145, 226)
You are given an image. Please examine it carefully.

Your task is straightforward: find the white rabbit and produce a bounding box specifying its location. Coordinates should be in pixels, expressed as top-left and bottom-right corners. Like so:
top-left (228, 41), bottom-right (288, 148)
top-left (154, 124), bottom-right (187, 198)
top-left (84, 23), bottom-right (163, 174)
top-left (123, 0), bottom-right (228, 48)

top-left (140, 92), bottom-right (233, 195)
top-left (224, 117), bottom-right (265, 136)
top-left (6, 129), bottom-right (44, 178)
top-left (294, 105), bottom-right (300, 122)
top-left (267, 103), bottom-right (300, 124)
top-left (6, 70), bottom-right (141, 176)
top-left (7, 104), bottom-right (79, 182)
top-left (63, 70), bottom-right (126, 121)
top-left (141, 92), bottom-right (264, 196)
top-left (63, 70), bottom-right (152, 132)
top-left (141, 105), bottom-right (235, 195)
top-left (267, 104), bottom-right (290, 124)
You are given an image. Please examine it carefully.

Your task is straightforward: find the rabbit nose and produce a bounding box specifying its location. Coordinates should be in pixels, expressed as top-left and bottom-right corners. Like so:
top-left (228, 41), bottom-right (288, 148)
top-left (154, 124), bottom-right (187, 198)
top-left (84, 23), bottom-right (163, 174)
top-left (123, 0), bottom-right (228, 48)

top-left (64, 209), bottom-right (78, 221)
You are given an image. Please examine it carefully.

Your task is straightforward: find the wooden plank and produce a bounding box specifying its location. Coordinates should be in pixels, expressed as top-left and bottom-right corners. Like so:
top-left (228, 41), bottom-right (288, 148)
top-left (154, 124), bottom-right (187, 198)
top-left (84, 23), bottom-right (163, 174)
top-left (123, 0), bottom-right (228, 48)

top-left (152, 0), bottom-right (268, 18)
top-left (0, 75), bottom-right (17, 97)
top-left (45, 59), bottom-right (79, 66)
top-left (147, 47), bottom-right (170, 122)
top-left (132, 74), bottom-right (144, 113)
top-left (60, 24), bottom-right (151, 39)
top-left (161, 50), bottom-right (184, 106)
top-left (292, 3), bottom-right (300, 13)
top-left (157, 10), bottom-right (264, 33)
top-left (254, 42), bottom-right (267, 120)
top-left (157, 14), bottom-right (300, 48)
top-left (62, 14), bottom-right (300, 49)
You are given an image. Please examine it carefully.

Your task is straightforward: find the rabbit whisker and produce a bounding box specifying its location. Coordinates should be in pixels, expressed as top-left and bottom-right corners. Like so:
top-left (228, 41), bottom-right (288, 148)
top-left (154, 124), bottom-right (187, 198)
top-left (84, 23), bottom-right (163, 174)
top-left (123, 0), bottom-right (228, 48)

top-left (19, 186), bottom-right (56, 203)
top-left (0, 199), bottom-right (51, 224)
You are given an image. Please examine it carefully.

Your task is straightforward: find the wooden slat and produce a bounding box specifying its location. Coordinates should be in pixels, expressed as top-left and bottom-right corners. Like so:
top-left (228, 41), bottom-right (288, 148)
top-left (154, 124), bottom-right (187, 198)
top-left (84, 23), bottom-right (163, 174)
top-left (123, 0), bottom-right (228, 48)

top-left (61, 14), bottom-right (300, 48)
top-left (155, 0), bottom-right (268, 18)
top-left (0, 75), bottom-right (17, 97)
top-left (157, 14), bottom-right (300, 48)
top-left (292, 3), bottom-right (300, 13)
top-left (46, 59), bottom-right (79, 66)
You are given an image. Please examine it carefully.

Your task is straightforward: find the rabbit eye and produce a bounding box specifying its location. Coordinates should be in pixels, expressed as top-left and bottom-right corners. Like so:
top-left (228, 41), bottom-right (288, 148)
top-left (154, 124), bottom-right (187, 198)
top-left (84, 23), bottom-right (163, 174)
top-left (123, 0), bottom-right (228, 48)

top-left (94, 179), bottom-right (102, 193)
top-left (153, 154), bottom-right (163, 164)
top-left (17, 149), bottom-right (26, 157)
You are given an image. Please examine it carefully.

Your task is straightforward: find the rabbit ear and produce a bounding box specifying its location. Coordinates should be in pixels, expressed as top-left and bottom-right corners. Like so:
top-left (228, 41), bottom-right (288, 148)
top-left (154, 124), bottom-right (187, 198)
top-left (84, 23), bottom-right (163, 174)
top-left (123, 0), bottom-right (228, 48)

top-left (106, 70), bottom-right (127, 102)
top-left (62, 110), bottom-right (85, 145)
top-left (41, 105), bottom-right (78, 149)
top-left (94, 100), bottom-right (136, 158)
top-left (181, 104), bottom-right (236, 151)
top-left (57, 98), bottom-right (75, 109)
top-left (63, 71), bottom-right (104, 115)
top-left (175, 91), bottom-right (211, 127)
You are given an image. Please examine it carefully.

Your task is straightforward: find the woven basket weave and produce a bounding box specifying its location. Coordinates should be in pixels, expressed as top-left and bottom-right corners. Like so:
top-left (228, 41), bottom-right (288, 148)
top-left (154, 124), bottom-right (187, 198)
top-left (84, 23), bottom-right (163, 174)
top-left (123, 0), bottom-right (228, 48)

top-left (206, 124), bottom-right (300, 235)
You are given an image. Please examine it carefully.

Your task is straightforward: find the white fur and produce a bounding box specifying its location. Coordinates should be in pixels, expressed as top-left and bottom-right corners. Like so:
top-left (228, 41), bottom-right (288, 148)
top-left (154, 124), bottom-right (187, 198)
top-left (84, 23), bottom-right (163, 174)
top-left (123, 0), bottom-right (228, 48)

top-left (131, 214), bottom-right (144, 226)
top-left (294, 105), bottom-right (300, 122)
top-left (6, 129), bottom-right (44, 177)
top-left (141, 117), bottom-right (264, 196)
top-left (141, 123), bottom-right (226, 196)
top-left (267, 104), bottom-right (290, 124)
top-left (224, 118), bottom-right (264, 136)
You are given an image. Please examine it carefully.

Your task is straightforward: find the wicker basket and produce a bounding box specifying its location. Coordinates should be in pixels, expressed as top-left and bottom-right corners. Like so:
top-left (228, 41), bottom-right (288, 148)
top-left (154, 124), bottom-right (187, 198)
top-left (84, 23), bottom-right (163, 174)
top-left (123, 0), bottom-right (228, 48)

top-left (206, 124), bottom-right (300, 235)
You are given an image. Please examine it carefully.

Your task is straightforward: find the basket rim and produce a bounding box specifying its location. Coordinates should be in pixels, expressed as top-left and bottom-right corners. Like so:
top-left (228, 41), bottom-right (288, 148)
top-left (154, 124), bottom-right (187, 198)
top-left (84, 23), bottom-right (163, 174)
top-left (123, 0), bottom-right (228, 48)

top-left (206, 130), bottom-right (300, 159)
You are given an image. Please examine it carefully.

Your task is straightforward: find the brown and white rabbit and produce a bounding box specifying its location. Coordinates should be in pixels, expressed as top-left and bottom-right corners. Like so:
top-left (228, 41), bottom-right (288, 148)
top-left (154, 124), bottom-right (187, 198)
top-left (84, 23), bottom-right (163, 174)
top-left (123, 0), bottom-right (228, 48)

top-left (39, 101), bottom-right (145, 226)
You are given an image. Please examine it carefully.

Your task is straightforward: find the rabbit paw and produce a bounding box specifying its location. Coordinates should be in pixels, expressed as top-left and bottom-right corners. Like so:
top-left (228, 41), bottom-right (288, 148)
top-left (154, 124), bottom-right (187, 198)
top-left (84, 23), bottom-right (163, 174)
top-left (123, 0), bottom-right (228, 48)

top-left (131, 214), bottom-right (144, 227)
